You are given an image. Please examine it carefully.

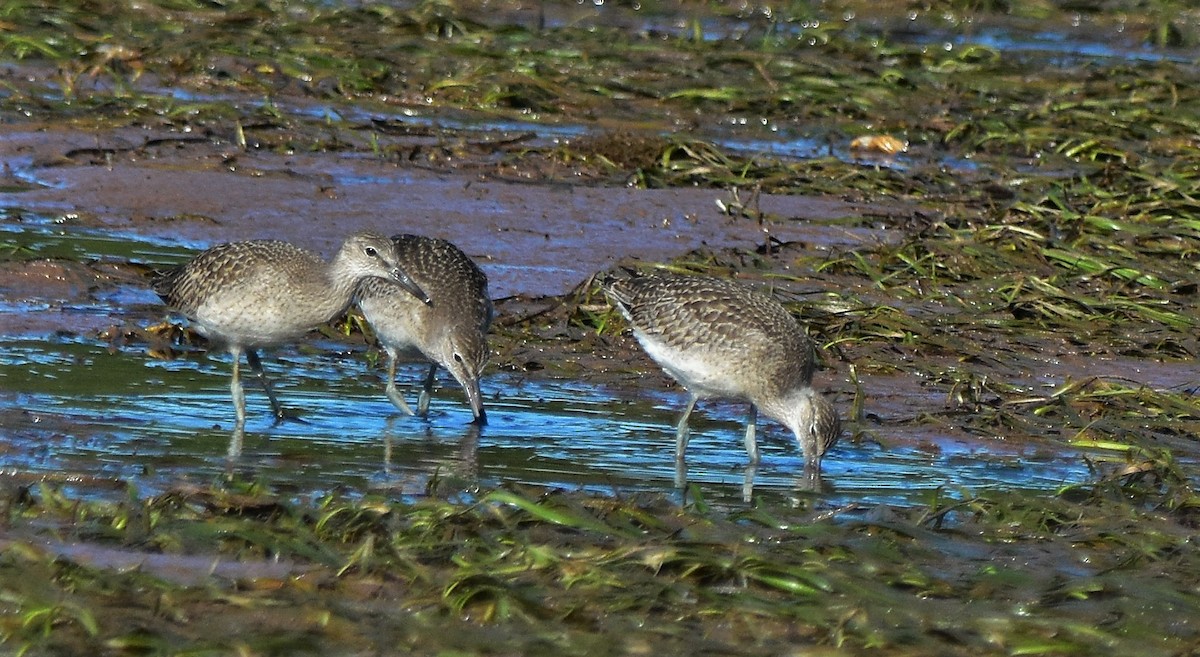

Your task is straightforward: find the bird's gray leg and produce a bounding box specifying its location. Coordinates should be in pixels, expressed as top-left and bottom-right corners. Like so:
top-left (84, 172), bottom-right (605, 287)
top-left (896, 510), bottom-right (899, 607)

top-left (383, 430), bottom-right (393, 476)
top-left (742, 462), bottom-right (759, 504)
top-left (417, 363), bottom-right (438, 416)
top-left (384, 352), bottom-right (416, 415)
top-left (675, 394), bottom-right (699, 462)
top-left (744, 404), bottom-right (760, 464)
top-left (227, 348), bottom-right (247, 459)
top-left (245, 349), bottom-right (285, 423)
top-left (230, 348), bottom-right (247, 430)
top-left (674, 455), bottom-right (688, 491)
top-left (227, 425), bottom-right (245, 460)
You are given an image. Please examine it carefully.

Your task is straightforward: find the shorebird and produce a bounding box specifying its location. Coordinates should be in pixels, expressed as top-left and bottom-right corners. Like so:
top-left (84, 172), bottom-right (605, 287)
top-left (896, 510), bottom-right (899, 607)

top-left (154, 231), bottom-right (430, 438)
top-left (356, 234), bottom-right (492, 424)
top-left (603, 272), bottom-right (840, 474)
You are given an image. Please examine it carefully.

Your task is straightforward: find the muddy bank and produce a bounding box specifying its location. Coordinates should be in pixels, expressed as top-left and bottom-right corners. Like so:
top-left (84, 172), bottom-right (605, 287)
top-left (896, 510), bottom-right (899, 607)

top-left (0, 124), bottom-right (895, 303)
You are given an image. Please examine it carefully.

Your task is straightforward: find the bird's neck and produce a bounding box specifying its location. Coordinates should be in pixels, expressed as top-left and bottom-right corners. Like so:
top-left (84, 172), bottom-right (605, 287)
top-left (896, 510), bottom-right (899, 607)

top-left (324, 250), bottom-right (366, 298)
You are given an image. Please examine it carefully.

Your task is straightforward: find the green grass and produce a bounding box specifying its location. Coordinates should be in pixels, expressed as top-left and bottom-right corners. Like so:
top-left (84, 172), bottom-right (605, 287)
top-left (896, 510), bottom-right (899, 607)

top-left (2, 474), bottom-right (1197, 655)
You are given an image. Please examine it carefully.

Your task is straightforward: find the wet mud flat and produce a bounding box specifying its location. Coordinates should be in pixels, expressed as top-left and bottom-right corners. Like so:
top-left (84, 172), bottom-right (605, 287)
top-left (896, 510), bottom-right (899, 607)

top-left (3, 0), bottom-right (1200, 655)
top-left (0, 124), bottom-right (1092, 503)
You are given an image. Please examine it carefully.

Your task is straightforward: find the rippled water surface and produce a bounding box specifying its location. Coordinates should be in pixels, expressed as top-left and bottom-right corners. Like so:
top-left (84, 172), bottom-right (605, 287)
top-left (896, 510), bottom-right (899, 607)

top-left (1, 216), bottom-right (1102, 507)
top-left (0, 261), bottom-right (1147, 532)
top-left (3, 328), bottom-right (1089, 508)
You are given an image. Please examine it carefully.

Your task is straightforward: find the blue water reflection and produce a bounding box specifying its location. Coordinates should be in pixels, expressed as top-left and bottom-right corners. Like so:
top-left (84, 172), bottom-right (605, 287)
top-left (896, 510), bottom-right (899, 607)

top-left (2, 334), bottom-right (1092, 508)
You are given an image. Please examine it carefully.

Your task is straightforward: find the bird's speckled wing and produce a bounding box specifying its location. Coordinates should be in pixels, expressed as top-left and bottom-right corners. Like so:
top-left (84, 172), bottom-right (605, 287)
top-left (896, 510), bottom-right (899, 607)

top-left (154, 240), bottom-right (320, 316)
top-left (358, 235), bottom-right (491, 328)
top-left (605, 273), bottom-right (815, 389)
top-left (394, 234), bottom-right (491, 327)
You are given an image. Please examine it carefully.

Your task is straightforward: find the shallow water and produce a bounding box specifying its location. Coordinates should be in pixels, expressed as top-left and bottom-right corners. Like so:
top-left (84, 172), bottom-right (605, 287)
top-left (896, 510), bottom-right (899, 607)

top-left (0, 210), bottom-right (1104, 508)
top-left (1, 327), bottom-right (1091, 509)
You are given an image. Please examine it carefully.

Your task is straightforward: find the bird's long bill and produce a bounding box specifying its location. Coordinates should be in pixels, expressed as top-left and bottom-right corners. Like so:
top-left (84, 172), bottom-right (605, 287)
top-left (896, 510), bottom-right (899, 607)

top-left (465, 379), bottom-right (487, 426)
top-left (389, 267), bottom-right (433, 305)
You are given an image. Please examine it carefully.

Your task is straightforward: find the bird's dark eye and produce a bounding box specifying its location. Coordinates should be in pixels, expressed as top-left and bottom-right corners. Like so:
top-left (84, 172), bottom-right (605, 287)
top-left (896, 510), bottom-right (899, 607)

top-left (453, 353), bottom-right (464, 363)
top-left (365, 247), bottom-right (378, 257)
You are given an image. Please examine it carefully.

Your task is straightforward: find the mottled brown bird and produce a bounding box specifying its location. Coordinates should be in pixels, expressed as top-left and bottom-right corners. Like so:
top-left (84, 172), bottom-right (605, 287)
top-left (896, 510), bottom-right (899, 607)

top-left (357, 234), bottom-right (492, 424)
top-left (604, 272), bottom-right (839, 473)
top-left (154, 231), bottom-right (429, 433)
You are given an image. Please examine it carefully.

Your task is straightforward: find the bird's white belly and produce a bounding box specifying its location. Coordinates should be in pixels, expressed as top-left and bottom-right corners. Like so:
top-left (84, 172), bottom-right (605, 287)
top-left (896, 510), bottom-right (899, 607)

top-left (358, 297), bottom-right (427, 357)
top-left (194, 294), bottom-right (329, 347)
top-left (639, 337), bottom-right (746, 400)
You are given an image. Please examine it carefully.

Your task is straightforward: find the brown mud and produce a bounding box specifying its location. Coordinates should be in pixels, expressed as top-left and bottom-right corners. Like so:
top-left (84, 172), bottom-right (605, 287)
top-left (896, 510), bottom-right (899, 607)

top-left (0, 121), bottom-right (894, 338)
top-left (0, 124), bottom-right (887, 288)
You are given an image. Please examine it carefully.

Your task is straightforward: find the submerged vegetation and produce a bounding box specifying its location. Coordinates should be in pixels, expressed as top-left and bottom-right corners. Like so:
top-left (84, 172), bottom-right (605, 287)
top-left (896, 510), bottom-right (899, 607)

top-left (2, 0), bottom-right (1200, 654)
top-left (2, 473), bottom-right (1198, 656)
